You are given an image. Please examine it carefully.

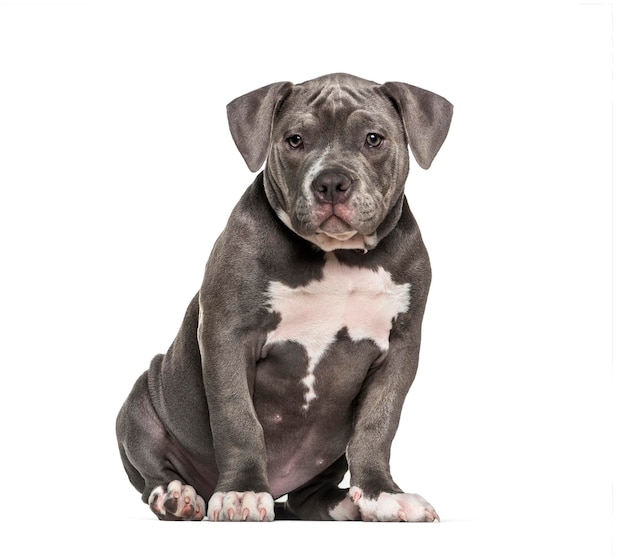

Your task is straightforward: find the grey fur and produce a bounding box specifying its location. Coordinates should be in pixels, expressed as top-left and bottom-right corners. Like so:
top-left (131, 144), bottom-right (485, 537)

top-left (116, 73), bottom-right (452, 521)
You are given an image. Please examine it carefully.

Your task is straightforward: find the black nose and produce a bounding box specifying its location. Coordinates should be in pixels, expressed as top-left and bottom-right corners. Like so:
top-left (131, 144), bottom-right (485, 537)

top-left (311, 172), bottom-right (353, 204)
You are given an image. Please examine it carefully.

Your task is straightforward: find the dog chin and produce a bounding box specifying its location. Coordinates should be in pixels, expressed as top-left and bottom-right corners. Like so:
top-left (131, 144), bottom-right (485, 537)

top-left (310, 231), bottom-right (371, 252)
top-left (277, 209), bottom-right (376, 252)
top-left (316, 228), bottom-right (357, 242)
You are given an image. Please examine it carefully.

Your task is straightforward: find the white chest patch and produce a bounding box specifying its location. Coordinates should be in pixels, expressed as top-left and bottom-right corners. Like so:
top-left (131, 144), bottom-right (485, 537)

top-left (264, 254), bottom-right (410, 409)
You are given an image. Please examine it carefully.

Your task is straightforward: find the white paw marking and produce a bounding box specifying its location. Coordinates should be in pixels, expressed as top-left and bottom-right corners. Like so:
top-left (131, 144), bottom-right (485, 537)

top-left (149, 480), bottom-right (206, 520)
top-left (265, 254), bottom-right (410, 409)
top-left (349, 486), bottom-right (440, 522)
top-left (329, 493), bottom-right (361, 521)
top-left (207, 491), bottom-right (275, 522)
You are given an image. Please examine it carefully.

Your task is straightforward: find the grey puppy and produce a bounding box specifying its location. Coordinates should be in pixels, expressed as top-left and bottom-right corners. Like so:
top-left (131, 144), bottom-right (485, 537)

top-left (116, 73), bottom-right (453, 521)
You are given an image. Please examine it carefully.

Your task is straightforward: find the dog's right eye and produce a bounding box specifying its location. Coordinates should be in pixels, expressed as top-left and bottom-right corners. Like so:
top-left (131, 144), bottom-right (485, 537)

top-left (287, 135), bottom-right (303, 149)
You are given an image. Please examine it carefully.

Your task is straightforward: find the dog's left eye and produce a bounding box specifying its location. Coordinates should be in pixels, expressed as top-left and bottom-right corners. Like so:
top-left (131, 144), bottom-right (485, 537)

top-left (366, 133), bottom-right (383, 147)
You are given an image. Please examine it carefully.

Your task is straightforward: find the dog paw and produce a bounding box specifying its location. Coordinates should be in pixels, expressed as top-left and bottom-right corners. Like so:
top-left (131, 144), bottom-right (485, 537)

top-left (149, 480), bottom-right (206, 520)
top-left (329, 493), bottom-right (361, 520)
top-left (207, 491), bottom-right (274, 521)
top-left (349, 487), bottom-right (440, 522)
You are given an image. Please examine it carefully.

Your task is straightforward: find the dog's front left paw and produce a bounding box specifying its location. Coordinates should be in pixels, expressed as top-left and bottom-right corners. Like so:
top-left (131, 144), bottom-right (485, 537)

top-left (350, 487), bottom-right (440, 522)
top-left (207, 491), bottom-right (275, 521)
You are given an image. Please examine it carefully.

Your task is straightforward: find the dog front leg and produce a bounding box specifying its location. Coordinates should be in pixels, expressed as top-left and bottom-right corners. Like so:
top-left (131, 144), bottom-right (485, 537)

top-left (347, 341), bottom-right (439, 522)
top-left (198, 308), bottom-right (274, 522)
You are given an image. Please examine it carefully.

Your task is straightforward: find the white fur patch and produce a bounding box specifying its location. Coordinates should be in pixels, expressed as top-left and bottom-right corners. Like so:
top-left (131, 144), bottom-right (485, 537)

top-left (329, 495), bottom-right (361, 520)
top-left (207, 491), bottom-right (274, 522)
top-left (302, 146), bottom-right (331, 197)
top-left (349, 486), bottom-right (440, 522)
top-left (264, 254), bottom-right (410, 409)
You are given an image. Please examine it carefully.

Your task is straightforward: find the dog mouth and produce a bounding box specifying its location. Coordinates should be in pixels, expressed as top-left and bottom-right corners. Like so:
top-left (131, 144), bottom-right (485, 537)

top-left (316, 215), bottom-right (357, 241)
top-left (277, 208), bottom-right (377, 252)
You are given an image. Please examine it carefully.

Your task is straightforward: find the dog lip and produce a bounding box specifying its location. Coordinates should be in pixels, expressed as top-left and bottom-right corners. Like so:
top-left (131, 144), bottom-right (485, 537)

top-left (316, 229), bottom-right (358, 241)
top-left (317, 215), bottom-right (357, 241)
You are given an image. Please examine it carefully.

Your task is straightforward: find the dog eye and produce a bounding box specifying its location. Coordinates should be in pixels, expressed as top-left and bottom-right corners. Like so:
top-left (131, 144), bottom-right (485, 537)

top-left (287, 135), bottom-right (303, 148)
top-left (366, 133), bottom-right (383, 147)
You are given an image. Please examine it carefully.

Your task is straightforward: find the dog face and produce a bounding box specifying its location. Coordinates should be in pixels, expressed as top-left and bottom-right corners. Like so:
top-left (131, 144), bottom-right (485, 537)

top-left (227, 73), bottom-right (453, 251)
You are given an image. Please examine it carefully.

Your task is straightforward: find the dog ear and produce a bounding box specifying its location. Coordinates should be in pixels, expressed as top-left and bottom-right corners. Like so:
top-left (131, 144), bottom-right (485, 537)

top-left (227, 81), bottom-right (293, 172)
top-left (380, 82), bottom-right (453, 170)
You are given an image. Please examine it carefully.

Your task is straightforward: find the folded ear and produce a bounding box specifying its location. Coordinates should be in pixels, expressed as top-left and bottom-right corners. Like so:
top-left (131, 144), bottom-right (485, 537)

top-left (226, 81), bottom-right (293, 172)
top-left (380, 82), bottom-right (453, 169)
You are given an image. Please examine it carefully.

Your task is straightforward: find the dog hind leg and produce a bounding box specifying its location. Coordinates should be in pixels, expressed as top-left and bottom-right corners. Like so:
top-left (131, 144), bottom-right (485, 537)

top-left (285, 455), bottom-right (361, 520)
top-left (116, 370), bottom-right (206, 520)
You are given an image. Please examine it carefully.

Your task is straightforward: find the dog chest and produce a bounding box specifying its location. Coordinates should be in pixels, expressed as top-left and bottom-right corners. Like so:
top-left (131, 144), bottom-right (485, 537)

top-left (262, 254), bottom-right (410, 408)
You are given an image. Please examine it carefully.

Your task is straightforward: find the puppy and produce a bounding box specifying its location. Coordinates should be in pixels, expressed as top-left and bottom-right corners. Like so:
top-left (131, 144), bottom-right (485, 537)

top-left (116, 73), bottom-right (452, 521)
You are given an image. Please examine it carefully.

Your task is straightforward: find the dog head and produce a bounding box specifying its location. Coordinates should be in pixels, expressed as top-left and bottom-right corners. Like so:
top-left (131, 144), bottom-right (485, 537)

top-left (227, 73), bottom-right (452, 251)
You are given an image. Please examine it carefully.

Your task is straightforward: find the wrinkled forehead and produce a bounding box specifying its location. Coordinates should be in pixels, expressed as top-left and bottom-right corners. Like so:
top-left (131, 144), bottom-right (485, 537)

top-left (275, 75), bottom-right (399, 130)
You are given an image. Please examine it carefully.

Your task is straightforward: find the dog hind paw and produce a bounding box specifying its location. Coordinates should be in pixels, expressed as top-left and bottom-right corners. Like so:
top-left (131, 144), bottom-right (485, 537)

top-left (207, 491), bottom-right (274, 521)
top-left (349, 487), bottom-right (440, 522)
top-left (329, 493), bottom-right (361, 520)
top-left (149, 480), bottom-right (206, 521)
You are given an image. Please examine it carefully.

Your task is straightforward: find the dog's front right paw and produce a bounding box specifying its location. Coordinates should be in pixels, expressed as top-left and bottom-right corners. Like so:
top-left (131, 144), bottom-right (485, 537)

top-left (149, 480), bottom-right (206, 521)
top-left (207, 491), bottom-right (274, 521)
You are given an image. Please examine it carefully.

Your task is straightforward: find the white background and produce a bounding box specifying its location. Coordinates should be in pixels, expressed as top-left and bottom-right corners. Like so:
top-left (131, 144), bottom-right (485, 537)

top-left (0, 1), bottom-right (623, 555)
